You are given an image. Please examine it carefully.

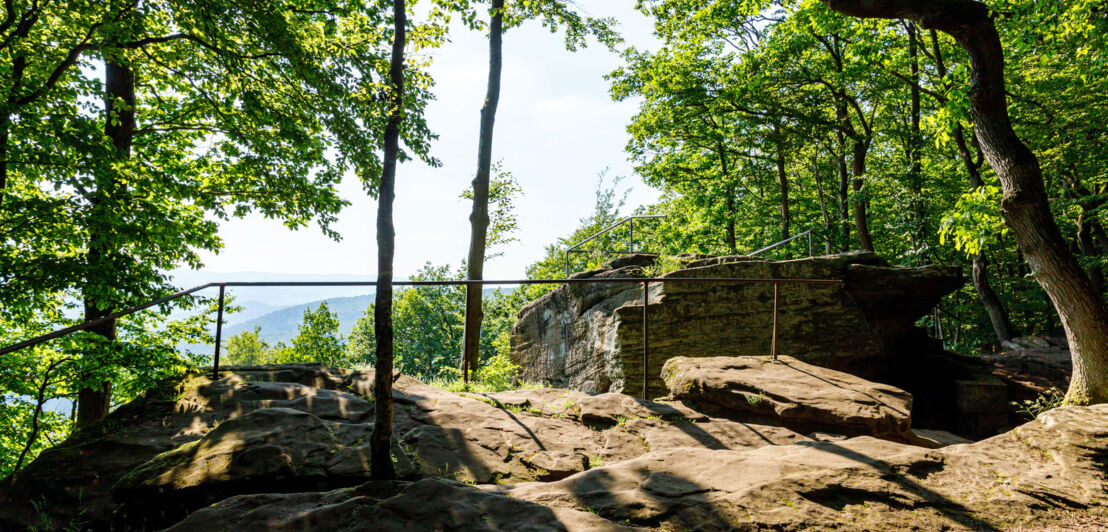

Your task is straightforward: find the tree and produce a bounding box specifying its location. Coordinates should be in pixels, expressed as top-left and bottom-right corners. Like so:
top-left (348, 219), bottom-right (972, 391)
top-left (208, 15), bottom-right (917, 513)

top-left (820, 0), bottom-right (1108, 404)
top-left (457, 0), bottom-right (621, 379)
top-left (291, 303), bottom-right (345, 367)
top-left (370, 0), bottom-right (408, 482)
top-left (2, 0), bottom-right (418, 426)
top-left (224, 327), bottom-right (271, 366)
top-left (461, 0), bottom-right (504, 380)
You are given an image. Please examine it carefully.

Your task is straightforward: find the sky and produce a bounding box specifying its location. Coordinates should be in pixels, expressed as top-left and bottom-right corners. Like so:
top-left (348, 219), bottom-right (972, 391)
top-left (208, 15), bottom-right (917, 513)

top-left (189, 1), bottom-right (661, 283)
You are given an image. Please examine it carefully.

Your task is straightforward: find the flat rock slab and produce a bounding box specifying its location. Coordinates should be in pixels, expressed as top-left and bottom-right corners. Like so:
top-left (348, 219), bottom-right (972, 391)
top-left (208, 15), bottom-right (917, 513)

top-left (167, 478), bottom-right (644, 531)
top-left (662, 355), bottom-right (914, 440)
top-left (496, 405), bottom-right (1108, 531)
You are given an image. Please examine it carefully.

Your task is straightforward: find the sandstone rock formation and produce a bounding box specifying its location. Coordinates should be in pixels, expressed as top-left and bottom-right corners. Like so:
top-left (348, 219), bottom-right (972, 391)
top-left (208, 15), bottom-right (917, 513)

top-left (510, 252), bottom-right (963, 398)
top-left (661, 355), bottom-right (914, 441)
top-left (494, 405), bottom-right (1108, 531)
top-left (0, 364), bottom-right (803, 530)
top-left (2, 363), bottom-right (1104, 531)
top-left (166, 478), bottom-right (643, 532)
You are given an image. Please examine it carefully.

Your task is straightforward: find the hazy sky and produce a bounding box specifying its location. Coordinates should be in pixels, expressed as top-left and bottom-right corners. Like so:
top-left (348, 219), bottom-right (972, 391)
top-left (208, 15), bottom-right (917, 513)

top-left (192, 1), bottom-right (661, 280)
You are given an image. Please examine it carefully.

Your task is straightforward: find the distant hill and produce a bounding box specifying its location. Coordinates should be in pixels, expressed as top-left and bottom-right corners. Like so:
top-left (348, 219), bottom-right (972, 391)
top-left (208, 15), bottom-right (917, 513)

top-left (225, 293), bottom-right (376, 344)
top-left (223, 288), bottom-right (502, 344)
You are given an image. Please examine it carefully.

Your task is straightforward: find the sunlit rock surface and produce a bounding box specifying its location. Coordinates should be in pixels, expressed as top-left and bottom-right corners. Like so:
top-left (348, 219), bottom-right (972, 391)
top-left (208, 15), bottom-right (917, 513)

top-left (510, 251), bottom-right (963, 397)
top-left (1, 363), bottom-right (1104, 531)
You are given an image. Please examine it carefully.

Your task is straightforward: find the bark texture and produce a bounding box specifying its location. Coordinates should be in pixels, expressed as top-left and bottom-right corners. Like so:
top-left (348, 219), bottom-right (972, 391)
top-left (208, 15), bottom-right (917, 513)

top-left (371, 0), bottom-right (406, 480)
top-left (462, 0), bottom-right (504, 378)
top-left (824, 0), bottom-right (1108, 404)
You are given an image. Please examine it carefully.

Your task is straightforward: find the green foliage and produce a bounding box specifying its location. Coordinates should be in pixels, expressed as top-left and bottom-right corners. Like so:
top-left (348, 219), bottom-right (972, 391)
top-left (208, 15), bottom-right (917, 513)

top-left (939, 187), bottom-right (1008, 256)
top-left (1015, 388), bottom-right (1066, 420)
top-left (224, 327), bottom-right (271, 366)
top-left (461, 162), bottom-right (523, 259)
top-left (290, 303), bottom-right (346, 367)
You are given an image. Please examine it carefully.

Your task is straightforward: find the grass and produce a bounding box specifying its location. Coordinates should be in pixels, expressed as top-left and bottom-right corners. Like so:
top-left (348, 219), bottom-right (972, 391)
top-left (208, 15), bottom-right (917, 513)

top-left (425, 377), bottom-right (545, 394)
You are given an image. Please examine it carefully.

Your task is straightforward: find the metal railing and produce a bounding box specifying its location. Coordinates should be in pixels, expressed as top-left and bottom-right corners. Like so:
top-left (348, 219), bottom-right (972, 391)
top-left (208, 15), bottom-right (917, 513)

top-left (745, 229), bottom-right (816, 258)
top-left (0, 276), bottom-right (843, 399)
top-left (564, 215), bottom-right (666, 276)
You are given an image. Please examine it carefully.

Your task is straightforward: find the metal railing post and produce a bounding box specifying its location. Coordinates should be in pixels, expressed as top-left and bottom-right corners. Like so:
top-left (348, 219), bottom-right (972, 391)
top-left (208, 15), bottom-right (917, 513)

top-left (629, 217), bottom-right (635, 253)
top-left (807, 231), bottom-right (813, 257)
top-left (213, 284), bottom-right (225, 379)
top-left (642, 279), bottom-right (649, 400)
top-left (771, 282), bottom-right (779, 361)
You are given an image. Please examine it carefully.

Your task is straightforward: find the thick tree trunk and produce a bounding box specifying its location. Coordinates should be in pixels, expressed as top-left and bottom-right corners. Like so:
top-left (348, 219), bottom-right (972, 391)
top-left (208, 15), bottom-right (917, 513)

top-left (851, 139), bottom-right (874, 252)
top-left (774, 124), bottom-right (791, 242)
top-left (462, 0), bottom-right (504, 378)
top-left (824, 0), bottom-right (1108, 405)
top-left (77, 54), bottom-right (135, 428)
top-left (371, 0), bottom-right (406, 480)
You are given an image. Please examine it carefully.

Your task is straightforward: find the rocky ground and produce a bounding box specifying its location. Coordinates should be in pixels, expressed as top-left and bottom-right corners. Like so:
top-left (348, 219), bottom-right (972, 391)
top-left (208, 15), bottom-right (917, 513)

top-left (1, 361), bottom-right (1105, 531)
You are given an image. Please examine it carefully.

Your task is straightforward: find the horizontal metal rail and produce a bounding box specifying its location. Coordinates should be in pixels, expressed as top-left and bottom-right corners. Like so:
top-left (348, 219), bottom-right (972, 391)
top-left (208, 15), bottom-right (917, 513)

top-left (0, 276), bottom-right (845, 399)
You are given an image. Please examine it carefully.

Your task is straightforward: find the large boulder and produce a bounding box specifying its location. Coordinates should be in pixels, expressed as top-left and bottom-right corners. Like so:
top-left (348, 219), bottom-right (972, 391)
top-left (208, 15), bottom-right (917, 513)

top-left (511, 252), bottom-right (963, 398)
top-left (495, 405), bottom-right (1108, 531)
top-left (661, 355), bottom-right (914, 441)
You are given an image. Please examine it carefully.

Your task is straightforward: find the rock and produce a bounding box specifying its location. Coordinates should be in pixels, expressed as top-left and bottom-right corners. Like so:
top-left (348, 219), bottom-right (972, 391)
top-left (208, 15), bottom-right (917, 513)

top-left (909, 428), bottom-right (973, 448)
top-left (166, 478), bottom-right (643, 531)
top-left (522, 450), bottom-right (590, 481)
top-left (496, 405), bottom-right (1108, 531)
top-left (511, 251), bottom-right (964, 398)
top-left (661, 355), bottom-right (915, 441)
top-left (0, 365), bottom-right (806, 530)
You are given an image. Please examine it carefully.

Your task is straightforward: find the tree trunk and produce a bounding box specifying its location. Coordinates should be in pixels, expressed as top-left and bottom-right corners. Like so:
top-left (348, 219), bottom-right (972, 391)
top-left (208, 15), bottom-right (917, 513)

top-left (836, 127), bottom-right (850, 251)
top-left (774, 124), bottom-right (791, 242)
top-left (851, 139), bottom-right (874, 252)
top-left (824, 0), bottom-right (1108, 405)
top-left (972, 253), bottom-right (1014, 342)
top-left (371, 0), bottom-right (406, 480)
top-left (77, 51), bottom-right (135, 428)
top-left (1077, 210), bottom-right (1105, 295)
top-left (933, 28), bottom-right (1016, 343)
top-left (717, 144), bottom-right (737, 254)
top-left (813, 155), bottom-right (834, 254)
top-left (908, 22), bottom-right (927, 263)
top-left (0, 112), bottom-right (9, 195)
top-left (462, 0), bottom-right (504, 378)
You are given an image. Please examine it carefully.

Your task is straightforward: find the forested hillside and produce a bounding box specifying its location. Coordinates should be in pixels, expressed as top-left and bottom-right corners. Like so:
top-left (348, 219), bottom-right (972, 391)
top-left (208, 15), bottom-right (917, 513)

top-left (2, 0), bottom-right (1106, 488)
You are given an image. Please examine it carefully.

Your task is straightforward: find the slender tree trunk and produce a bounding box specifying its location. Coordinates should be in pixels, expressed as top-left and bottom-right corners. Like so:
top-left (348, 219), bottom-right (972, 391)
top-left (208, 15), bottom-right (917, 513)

top-left (825, 0), bottom-right (1108, 405)
top-left (0, 55), bottom-right (26, 198)
top-left (851, 139), bottom-right (874, 252)
top-left (774, 124), bottom-right (791, 242)
top-left (908, 22), bottom-right (927, 263)
top-left (717, 144), bottom-right (737, 254)
top-left (13, 357), bottom-right (70, 478)
top-left (1077, 209), bottom-right (1105, 295)
top-left (813, 155), bottom-right (834, 254)
top-left (78, 52), bottom-right (135, 428)
top-left (933, 29), bottom-right (1016, 342)
top-left (836, 127), bottom-right (850, 251)
top-left (461, 0), bottom-right (504, 378)
top-left (371, 0), bottom-right (406, 480)
top-left (0, 112), bottom-right (9, 195)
